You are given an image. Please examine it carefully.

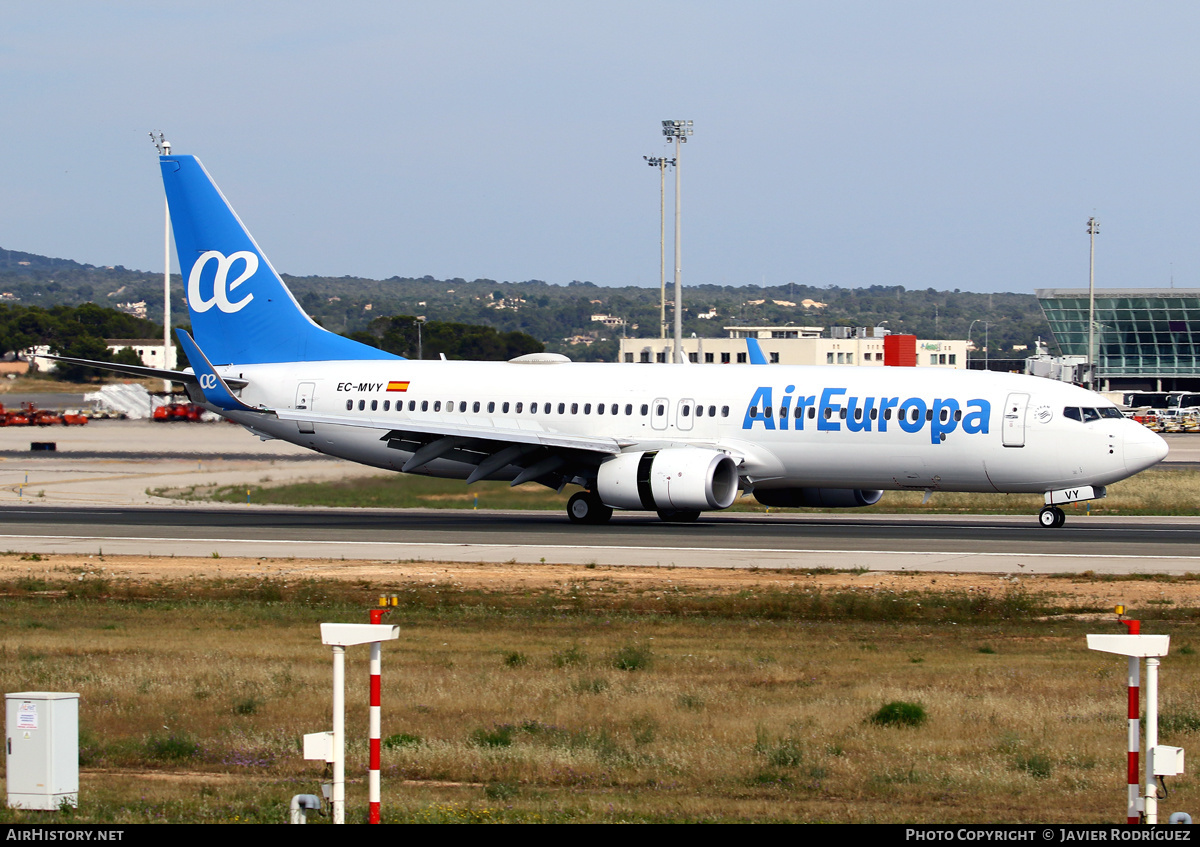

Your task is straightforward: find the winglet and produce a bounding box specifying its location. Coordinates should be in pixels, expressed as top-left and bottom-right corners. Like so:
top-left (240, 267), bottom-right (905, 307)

top-left (175, 329), bottom-right (263, 413)
top-left (746, 337), bottom-right (768, 365)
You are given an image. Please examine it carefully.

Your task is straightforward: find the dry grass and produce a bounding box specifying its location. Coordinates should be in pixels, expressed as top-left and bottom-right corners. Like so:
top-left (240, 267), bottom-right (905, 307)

top-left (1, 573), bottom-right (1197, 823)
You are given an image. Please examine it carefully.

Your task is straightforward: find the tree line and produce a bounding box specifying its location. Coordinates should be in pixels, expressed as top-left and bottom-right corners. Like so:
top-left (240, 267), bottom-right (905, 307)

top-left (0, 245), bottom-right (1057, 365)
top-left (0, 302), bottom-right (543, 383)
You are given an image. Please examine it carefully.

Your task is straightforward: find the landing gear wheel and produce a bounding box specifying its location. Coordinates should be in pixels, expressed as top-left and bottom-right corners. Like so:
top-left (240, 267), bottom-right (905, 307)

top-left (1038, 506), bottom-right (1066, 528)
top-left (656, 509), bottom-right (701, 523)
top-left (567, 491), bottom-right (613, 525)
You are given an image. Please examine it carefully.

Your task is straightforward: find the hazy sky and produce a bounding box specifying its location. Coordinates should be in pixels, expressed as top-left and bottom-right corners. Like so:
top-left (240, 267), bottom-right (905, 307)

top-left (4, 2), bottom-right (1199, 294)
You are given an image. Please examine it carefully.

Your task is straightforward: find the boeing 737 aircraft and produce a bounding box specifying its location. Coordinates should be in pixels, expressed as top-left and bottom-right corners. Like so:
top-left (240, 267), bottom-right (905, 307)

top-left (56, 153), bottom-right (1169, 527)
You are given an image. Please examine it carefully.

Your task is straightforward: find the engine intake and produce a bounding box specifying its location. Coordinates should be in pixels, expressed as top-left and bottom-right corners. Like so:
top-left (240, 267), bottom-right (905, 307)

top-left (753, 488), bottom-right (884, 509)
top-left (598, 448), bottom-right (740, 512)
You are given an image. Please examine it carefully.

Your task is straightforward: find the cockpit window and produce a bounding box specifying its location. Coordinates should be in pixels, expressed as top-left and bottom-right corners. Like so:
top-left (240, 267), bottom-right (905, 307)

top-left (1065, 406), bottom-right (1117, 422)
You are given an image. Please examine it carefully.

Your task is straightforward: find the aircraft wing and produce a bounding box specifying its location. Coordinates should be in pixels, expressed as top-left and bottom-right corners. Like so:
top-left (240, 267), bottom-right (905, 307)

top-left (274, 408), bottom-right (622, 454)
top-left (273, 407), bottom-right (624, 488)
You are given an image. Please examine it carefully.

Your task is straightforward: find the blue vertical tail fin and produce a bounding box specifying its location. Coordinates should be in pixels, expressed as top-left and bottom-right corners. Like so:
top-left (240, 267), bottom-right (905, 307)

top-left (161, 154), bottom-right (398, 365)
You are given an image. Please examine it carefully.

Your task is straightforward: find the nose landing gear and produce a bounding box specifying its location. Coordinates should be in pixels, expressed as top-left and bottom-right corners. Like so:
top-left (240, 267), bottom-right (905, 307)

top-left (1038, 506), bottom-right (1066, 528)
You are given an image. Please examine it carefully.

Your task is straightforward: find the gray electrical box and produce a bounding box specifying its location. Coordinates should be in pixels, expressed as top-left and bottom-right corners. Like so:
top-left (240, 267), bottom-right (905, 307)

top-left (6, 692), bottom-right (79, 810)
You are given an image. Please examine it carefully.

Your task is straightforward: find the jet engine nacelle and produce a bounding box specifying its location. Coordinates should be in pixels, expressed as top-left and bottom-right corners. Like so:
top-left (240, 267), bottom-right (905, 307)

top-left (598, 448), bottom-right (740, 512)
top-left (754, 487), bottom-right (884, 509)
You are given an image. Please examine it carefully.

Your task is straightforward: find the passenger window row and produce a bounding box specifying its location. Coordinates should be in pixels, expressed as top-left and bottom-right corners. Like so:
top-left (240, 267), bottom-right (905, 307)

top-left (343, 398), bottom-right (731, 418)
top-left (748, 405), bottom-right (963, 423)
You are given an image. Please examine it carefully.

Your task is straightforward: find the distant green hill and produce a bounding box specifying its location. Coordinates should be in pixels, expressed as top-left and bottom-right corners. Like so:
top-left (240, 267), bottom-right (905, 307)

top-left (0, 246), bottom-right (1054, 363)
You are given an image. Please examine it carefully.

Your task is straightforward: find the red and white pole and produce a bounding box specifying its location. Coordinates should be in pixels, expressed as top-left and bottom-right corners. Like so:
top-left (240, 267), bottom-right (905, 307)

top-left (1126, 653), bottom-right (1140, 824)
top-left (368, 609), bottom-right (384, 824)
top-left (1122, 618), bottom-right (1141, 825)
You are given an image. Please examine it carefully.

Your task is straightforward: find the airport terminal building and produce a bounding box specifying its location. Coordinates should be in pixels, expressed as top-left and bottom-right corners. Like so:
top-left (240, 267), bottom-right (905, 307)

top-left (1036, 288), bottom-right (1200, 392)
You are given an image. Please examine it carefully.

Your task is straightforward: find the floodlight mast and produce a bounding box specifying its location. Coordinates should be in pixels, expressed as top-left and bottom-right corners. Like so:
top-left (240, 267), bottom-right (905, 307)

top-left (150, 132), bottom-right (172, 391)
top-left (662, 120), bottom-right (692, 363)
top-left (1087, 217), bottom-right (1100, 389)
top-left (644, 156), bottom-right (675, 339)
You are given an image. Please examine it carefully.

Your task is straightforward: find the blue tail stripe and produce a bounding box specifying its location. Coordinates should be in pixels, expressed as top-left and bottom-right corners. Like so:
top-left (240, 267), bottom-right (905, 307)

top-left (161, 155), bottom-right (398, 365)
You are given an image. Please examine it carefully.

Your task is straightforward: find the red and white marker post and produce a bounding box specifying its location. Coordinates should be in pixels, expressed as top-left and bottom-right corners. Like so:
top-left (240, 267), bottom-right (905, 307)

top-left (1087, 617), bottom-right (1174, 825)
top-left (368, 609), bottom-right (385, 824)
top-left (313, 622), bottom-right (399, 824)
top-left (1123, 620), bottom-right (1141, 826)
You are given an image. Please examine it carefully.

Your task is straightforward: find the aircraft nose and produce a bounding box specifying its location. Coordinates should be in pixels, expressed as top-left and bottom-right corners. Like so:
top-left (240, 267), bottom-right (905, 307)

top-left (1124, 422), bottom-right (1169, 474)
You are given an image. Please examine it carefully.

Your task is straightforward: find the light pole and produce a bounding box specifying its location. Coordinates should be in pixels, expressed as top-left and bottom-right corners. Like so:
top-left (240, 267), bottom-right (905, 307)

top-left (662, 120), bottom-right (693, 363)
top-left (1087, 216), bottom-right (1100, 389)
top-left (413, 316), bottom-right (425, 360)
top-left (968, 319), bottom-right (990, 371)
top-left (644, 156), bottom-right (675, 339)
top-left (150, 132), bottom-right (172, 391)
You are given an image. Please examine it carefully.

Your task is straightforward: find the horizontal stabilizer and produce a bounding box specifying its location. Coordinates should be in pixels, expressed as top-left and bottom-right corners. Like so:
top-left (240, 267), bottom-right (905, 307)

top-left (36, 353), bottom-right (247, 389)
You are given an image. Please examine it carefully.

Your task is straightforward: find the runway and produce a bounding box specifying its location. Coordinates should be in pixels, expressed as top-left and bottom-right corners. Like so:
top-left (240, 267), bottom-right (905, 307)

top-left (2, 503), bottom-right (1199, 575)
top-left (0, 421), bottom-right (1197, 574)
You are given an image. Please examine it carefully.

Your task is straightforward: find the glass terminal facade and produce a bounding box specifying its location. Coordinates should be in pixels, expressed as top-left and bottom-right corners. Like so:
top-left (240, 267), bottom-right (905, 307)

top-left (1037, 289), bottom-right (1200, 390)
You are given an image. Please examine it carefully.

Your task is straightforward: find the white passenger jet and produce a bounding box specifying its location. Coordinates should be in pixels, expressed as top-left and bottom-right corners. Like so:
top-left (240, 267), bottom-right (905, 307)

top-left (57, 153), bottom-right (1168, 527)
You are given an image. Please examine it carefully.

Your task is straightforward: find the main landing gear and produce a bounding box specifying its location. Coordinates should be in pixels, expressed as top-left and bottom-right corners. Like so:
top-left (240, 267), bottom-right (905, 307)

top-left (1038, 506), bottom-right (1066, 528)
top-left (567, 490), bottom-right (613, 525)
top-left (565, 492), bottom-right (702, 524)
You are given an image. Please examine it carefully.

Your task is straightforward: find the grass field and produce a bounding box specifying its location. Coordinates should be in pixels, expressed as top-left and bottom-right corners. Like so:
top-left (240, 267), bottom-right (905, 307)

top-left (155, 466), bottom-right (1200, 516)
top-left (2, 570), bottom-right (1199, 824)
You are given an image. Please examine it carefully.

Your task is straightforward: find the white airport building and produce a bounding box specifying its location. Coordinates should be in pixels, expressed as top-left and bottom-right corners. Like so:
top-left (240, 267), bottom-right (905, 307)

top-left (619, 326), bottom-right (968, 369)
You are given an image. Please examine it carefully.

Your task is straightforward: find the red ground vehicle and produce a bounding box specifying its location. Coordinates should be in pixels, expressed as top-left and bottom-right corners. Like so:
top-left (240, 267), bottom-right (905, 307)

top-left (0, 404), bottom-right (30, 426)
top-left (152, 402), bottom-right (205, 422)
top-left (23, 403), bottom-right (63, 426)
top-left (0, 402), bottom-right (87, 426)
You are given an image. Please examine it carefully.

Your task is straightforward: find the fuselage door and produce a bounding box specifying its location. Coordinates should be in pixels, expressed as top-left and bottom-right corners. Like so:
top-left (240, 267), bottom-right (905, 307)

top-left (676, 398), bottom-right (694, 432)
top-left (651, 397), bottom-right (669, 431)
top-left (1001, 392), bottom-right (1029, 448)
top-left (295, 382), bottom-right (316, 434)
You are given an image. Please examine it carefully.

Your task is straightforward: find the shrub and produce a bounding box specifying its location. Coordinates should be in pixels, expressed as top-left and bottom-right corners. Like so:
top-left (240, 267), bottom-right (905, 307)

top-left (869, 701), bottom-right (927, 728)
top-left (233, 697), bottom-right (262, 716)
top-left (613, 644), bottom-right (651, 671)
top-left (144, 733), bottom-right (201, 762)
top-left (552, 645), bottom-right (587, 667)
top-left (471, 725), bottom-right (515, 748)
top-left (383, 733), bottom-right (422, 749)
top-left (1015, 753), bottom-right (1052, 779)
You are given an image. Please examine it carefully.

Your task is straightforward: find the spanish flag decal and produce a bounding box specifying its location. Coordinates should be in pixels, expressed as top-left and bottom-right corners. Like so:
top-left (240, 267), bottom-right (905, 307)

top-left (386, 381), bottom-right (410, 392)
